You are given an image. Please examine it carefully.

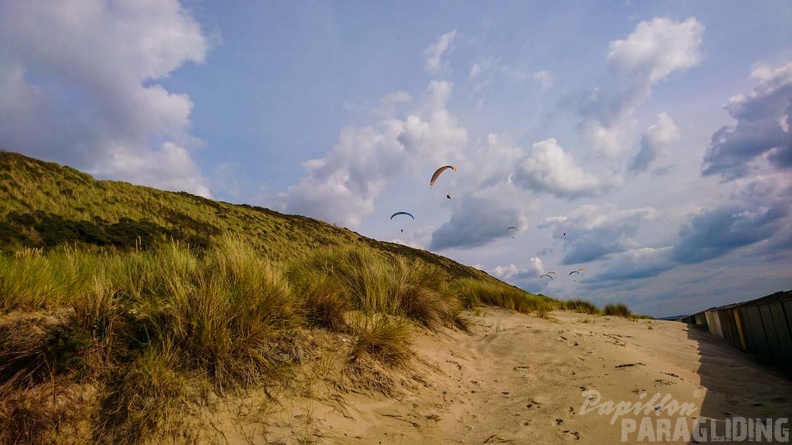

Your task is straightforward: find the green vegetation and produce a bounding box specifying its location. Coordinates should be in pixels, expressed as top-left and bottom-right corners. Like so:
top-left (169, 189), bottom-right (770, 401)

top-left (603, 303), bottom-right (633, 318)
top-left (562, 298), bottom-right (600, 315)
top-left (0, 151), bottom-right (644, 443)
top-left (454, 278), bottom-right (556, 314)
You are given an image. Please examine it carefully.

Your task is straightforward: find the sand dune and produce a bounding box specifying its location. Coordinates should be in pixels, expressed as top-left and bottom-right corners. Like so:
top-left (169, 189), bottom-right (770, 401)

top-left (198, 308), bottom-right (792, 444)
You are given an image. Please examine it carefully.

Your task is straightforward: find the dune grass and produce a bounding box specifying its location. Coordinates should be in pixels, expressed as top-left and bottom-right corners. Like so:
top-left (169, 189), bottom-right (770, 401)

top-left (603, 303), bottom-right (633, 318)
top-left (0, 151), bottom-right (576, 443)
top-left (454, 278), bottom-right (556, 315)
top-left (0, 235), bottom-right (551, 443)
top-left (563, 298), bottom-right (600, 315)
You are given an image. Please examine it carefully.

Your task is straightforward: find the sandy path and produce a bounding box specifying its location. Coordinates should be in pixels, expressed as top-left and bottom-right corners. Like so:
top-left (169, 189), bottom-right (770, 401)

top-left (210, 308), bottom-right (792, 444)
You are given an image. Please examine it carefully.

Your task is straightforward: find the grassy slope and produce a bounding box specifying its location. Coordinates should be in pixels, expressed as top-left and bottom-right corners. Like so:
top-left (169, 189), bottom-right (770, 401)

top-left (0, 150), bottom-right (494, 282)
top-left (1, 150), bottom-right (564, 444)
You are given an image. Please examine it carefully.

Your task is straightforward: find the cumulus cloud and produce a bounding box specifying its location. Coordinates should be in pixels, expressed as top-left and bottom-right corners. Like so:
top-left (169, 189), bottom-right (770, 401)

top-left (607, 18), bottom-right (703, 84)
top-left (429, 194), bottom-right (526, 250)
top-left (281, 121), bottom-right (405, 227)
top-left (671, 173), bottom-right (792, 264)
top-left (702, 62), bottom-right (792, 180)
top-left (0, 0), bottom-right (211, 196)
top-left (511, 138), bottom-right (619, 198)
top-left (539, 205), bottom-right (658, 264)
top-left (576, 17), bottom-right (703, 156)
top-left (630, 112), bottom-right (681, 173)
top-left (490, 257), bottom-right (544, 281)
top-left (424, 31), bottom-right (457, 74)
top-left (280, 83), bottom-right (467, 227)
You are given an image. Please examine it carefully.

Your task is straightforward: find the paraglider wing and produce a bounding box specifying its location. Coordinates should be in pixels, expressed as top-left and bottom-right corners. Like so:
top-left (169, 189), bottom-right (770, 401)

top-left (540, 273), bottom-right (553, 280)
top-left (390, 212), bottom-right (415, 220)
top-left (569, 270), bottom-right (580, 276)
top-left (506, 226), bottom-right (519, 232)
top-left (430, 165), bottom-right (457, 188)
top-left (547, 271), bottom-right (556, 276)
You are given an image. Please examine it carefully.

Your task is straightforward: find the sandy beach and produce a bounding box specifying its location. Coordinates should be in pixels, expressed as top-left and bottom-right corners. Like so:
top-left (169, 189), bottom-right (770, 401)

top-left (196, 308), bottom-right (792, 444)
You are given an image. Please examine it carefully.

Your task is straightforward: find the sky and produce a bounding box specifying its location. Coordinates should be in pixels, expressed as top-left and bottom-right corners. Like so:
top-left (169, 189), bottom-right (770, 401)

top-left (1, 0), bottom-right (791, 317)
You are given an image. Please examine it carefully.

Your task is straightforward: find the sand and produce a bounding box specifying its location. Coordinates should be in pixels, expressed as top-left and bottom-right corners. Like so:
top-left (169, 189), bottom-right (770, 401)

top-left (199, 308), bottom-right (792, 444)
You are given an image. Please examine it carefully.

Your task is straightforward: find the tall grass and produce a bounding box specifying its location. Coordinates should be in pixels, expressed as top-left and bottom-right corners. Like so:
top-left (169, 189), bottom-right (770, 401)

top-left (453, 278), bottom-right (556, 315)
top-left (98, 340), bottom-right (188, 445)
top-left (603, 303), bottom-right (632, 318)
top-left (293, 248), bottom-right (461, 331)
top-left (348, 314), bottom-right (412, 368)
top-left (0, 236), bottom-right (561, 443)
top-left (563, 298), bottom-right (600, 315)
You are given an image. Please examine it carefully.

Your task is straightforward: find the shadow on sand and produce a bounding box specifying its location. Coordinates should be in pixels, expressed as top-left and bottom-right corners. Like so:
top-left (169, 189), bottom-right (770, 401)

top-left (685, 325), bottom-right (791, 444)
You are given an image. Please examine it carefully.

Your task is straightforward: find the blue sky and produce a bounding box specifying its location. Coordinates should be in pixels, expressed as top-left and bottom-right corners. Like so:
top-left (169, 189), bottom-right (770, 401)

top-left (1, 0), bottom-right (791, 317)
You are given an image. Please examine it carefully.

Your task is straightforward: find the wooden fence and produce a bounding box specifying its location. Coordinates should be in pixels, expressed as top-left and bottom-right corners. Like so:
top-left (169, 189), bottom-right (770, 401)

top-left (681, 291), bottom-right (792, 374)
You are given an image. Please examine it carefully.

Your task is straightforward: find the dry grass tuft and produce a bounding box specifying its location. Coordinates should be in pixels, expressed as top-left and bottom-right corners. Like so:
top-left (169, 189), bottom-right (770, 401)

top-left (603, 303), bottom-right (632, 318)
top-left (348, 314), bottom-right (412, 369)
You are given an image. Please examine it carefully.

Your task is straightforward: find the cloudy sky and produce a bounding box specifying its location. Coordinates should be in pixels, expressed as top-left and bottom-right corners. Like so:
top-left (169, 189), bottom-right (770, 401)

top-left (1, 0), bottom-right (790, 317)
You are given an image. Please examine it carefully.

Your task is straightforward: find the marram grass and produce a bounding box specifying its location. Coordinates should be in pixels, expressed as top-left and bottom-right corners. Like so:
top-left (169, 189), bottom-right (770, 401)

top-left (0, 151), bottom-right (620, 443)
top-left (1, 238), bottom-right (572, 443)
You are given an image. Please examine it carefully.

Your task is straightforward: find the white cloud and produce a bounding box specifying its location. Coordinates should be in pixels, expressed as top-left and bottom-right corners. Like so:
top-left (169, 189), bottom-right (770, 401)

top-left (576, 17), bottom-right (703, 156)
top-left (281, 121), bottom-right (405, 227)
top-left (424, 31), bottom-right (457, 75)
top-left (491, 257), bottom-right (544, 281)
top-left (0, 0), bottom-right (211, 196)
top-left (103, 141), bottom-right (211, 197)
top-left (470, 58), bottom-right (496, 80)
top-left (631, 112), bottom-right (681, 173)
top-left (607, 17), bottom-right (704, 84)
top-left (425, 80), bottom-right (454, 112)
top-left (468, 57), bottom-right (532, 93)
top-left (533, 70), bottom-right (554, 89)
top-left (512, 138), bottom-right (619, 198)
top-left (280, 82), bottom-right (468, 227)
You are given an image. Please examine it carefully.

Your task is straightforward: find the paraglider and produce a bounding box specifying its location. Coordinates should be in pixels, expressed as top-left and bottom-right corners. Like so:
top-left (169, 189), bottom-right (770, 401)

top-left (569, 268), bottom-right (585, 282)
top-left (390, 212), bottom-right (414, 221)
top-left (430, 165), bottom-right (457, 188)
top-left (506, 226), bottom-right (518, 239)
top-left (540, 273), bottom-right (554, 280)
top-left (446, 194), bottom-right (451, 199)
top-left (390, 212), bottom-right (414, 234)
